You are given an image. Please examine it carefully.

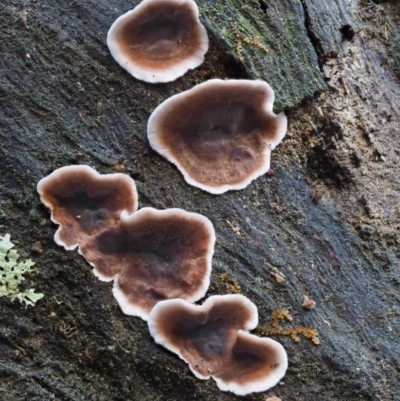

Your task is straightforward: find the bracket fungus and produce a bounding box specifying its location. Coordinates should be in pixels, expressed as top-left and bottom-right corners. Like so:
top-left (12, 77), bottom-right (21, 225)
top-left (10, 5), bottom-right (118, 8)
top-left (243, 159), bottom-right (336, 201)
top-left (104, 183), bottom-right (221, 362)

top-left (107, 0), bottom-right (209, 83)
top-left (79, 207), bottom-right (215, 319)
top-left (148, 295), bottom-right (288, 395)
top-left (148, 79), bottom-right (287, 193)
top-left (37, 165), bottom-right (138, 250)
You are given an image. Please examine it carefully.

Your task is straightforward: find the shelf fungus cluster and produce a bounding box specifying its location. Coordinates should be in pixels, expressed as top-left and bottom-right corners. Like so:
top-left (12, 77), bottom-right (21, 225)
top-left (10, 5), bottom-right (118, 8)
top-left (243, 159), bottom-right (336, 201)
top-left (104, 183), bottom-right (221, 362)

top-left (39, 1), bottom-right (291, 394)
top-left (80, 207), bottom-right (214, 319)
top-left (37, 165), bottom-right (215, 320)
top-left (38, 165), bottom-right (289, 394)
top-left (148, 79), bottom-right (287, 194)
top-left (148, 295), bottom-right (288, 395)
top-left (107, 0), bottom-right (209, 83)
top-left (107, 0), bottom-right (286, 192)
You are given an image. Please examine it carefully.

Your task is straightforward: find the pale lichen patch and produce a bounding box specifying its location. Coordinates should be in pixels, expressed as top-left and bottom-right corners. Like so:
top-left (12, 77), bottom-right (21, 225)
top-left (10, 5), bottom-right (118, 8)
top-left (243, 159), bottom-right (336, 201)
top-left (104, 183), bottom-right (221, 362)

top-left (0, 234), bottom-right (44, 306)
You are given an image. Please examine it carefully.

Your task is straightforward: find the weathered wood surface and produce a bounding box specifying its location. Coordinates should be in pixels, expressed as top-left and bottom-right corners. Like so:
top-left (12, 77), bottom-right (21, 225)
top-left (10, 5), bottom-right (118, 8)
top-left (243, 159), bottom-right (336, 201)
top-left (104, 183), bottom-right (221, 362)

top-left (301, 0), bottom-right (361, 56)
top-left (1, 0), bottom-right (399, 400)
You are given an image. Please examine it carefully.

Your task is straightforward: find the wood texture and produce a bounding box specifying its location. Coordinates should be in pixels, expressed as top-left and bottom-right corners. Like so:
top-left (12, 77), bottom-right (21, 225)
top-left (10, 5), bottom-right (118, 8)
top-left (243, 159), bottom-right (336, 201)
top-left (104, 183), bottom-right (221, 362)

top-left (1, 1), bottom-right (399, 400)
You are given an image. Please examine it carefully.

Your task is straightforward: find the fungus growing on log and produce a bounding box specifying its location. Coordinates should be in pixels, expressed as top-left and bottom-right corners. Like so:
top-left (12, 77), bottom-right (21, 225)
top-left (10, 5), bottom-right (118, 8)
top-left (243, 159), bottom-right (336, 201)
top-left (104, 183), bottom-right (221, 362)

top-left (37, 165), bottom-right (138, 250)
top-left (148, 79), bottom-right (287, 193)
top-left (148, 295), bottom-right (288, 395)
top-left (107, 0), bottom-right (209, 83)
top-left (79, 208), bottom-right (215, 318)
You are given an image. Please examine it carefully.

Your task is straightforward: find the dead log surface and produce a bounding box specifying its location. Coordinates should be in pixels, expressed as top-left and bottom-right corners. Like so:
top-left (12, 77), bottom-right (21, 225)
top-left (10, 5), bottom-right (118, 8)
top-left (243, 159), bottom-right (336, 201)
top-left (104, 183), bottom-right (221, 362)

top-left (1, 0), bottom-right (399, 400)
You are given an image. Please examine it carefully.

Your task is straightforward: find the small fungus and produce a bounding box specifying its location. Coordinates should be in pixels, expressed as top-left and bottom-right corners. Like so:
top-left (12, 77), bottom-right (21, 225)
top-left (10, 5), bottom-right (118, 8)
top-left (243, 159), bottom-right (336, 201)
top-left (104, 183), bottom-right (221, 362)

top-left (79, 207), bottom-right (215, 319)
top-left (312, 190), bottom-right (324, 203)
top-left (37, 165), bottom-right (138, 250)
top-left (303, 295), bottom-right (316, 310)
top-left (31, 241), bottom-right (43, 254)
top-left (148, 295), bottom-right (288, 395)
top-left (107, 0), bottom-right (209, 83)
top-left (148, 79), bottom-right (287, 194)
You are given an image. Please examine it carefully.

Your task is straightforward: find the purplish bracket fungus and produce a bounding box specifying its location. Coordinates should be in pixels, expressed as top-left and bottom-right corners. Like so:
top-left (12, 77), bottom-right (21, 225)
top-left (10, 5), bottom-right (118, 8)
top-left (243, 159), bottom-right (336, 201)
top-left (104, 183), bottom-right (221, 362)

top-left (107, 0), bottom-right (209, 83)
top-left (37, 165), bottom-right (138, 250)
top-left (148, 79), bottom-right (287, 194)
top-left (148, 295), bottom-right (288, 395)
top-left (79, 207), bottom-right (215, 319)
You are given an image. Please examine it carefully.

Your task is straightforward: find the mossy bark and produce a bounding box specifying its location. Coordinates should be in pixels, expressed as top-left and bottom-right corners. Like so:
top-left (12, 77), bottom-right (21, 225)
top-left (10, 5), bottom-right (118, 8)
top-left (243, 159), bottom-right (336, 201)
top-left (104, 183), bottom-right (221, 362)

top-left (1, 1), bottom-right (399, 400)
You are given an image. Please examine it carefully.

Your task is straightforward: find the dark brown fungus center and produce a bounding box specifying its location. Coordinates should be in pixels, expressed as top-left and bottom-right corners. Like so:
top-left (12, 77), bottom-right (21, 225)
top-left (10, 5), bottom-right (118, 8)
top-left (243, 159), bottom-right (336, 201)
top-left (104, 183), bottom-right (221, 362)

top-left (79, 207), bottom-right (215, 319)
top-left (190, 319), bottom-right (229, 358)
top-left (163, 298), bottom-right (256, 360)
top-left (107, 0), bottom-right (209, 83)
top-left (148, 79), bottom-right (287, 193)
top-left (125, 7), bottom-right (191, 59)
top-left (148, 295), bottom-right (288, 395)
top-left (57, 190), bottom-right (110, 231)
top-left (37, 165), bottom-right (138, 251)
top-left (214, 331), bottom-right (287, 393)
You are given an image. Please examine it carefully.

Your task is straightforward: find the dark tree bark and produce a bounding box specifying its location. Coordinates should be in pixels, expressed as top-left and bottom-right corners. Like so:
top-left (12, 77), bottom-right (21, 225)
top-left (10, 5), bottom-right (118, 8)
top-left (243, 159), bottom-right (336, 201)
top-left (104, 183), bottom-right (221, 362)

top-left (1, 0), bottom-right (399, 400)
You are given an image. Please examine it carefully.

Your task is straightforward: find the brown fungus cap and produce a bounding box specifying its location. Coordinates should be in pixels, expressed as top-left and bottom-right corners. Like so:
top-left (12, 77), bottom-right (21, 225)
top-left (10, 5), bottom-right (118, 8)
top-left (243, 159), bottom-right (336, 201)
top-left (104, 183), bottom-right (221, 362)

top-left (214, 331), bottom-right (288, 395)
top-left (148, 295), bottom-right (288, 395)
top-left (107, 0), bottom-right (209, 83)
top-left (37, 165), bottom-right (138, 252)
top-left (79, 207), bottom-right (215, 318)
top-left (148, 79), bottom-right (287, 193)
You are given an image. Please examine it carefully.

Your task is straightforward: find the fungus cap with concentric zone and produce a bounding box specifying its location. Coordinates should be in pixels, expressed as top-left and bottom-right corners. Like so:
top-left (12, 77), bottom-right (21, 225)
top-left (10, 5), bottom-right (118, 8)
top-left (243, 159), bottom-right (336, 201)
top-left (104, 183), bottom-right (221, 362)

top-left (148, 79), bottom-right (287, 193)
top-left (37, 165), bottom-right (138, 251)
top-left (107, 0), bottom-right (209, 83)
top-left (79, 207), bottom-right (215, 318)
top-left (148, 294), bottom-right (288, 395)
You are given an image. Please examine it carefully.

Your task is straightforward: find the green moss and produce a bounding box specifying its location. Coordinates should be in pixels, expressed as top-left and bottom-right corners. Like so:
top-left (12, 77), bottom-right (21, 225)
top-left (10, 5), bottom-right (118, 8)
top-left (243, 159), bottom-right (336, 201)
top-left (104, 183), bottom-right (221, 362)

top-left (0, 234), bottom-right (44, 306)
top-left (199, 0), bottom-right (326, 109)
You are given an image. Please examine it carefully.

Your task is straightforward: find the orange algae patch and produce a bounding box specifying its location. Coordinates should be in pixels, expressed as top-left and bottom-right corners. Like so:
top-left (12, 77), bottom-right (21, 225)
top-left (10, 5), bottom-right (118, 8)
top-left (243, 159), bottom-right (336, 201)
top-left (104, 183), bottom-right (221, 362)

top-left (219, 273), bottom-right (241, 294)
top-left (256, 309), bottom-right (320, 345)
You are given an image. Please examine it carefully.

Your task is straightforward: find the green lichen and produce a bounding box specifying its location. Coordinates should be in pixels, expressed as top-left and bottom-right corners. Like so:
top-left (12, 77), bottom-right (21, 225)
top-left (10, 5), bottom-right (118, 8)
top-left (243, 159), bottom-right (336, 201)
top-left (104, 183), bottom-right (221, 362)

top-left (0, 234), bottom-right (44, 306)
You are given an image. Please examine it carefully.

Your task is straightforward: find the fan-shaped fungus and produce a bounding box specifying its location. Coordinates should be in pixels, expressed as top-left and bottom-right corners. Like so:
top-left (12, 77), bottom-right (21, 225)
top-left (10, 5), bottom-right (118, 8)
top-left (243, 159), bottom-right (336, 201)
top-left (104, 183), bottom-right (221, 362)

top-left (148, 79), bottom-right (287, 193)
top-left (107, 0), bottom-right (209, 83)
top-left (37, 165), bottom-right (138, 250)
top-left (79, 208), bottom-right (215, 318)
top-left (148, 295), bottom-right (288, 395)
